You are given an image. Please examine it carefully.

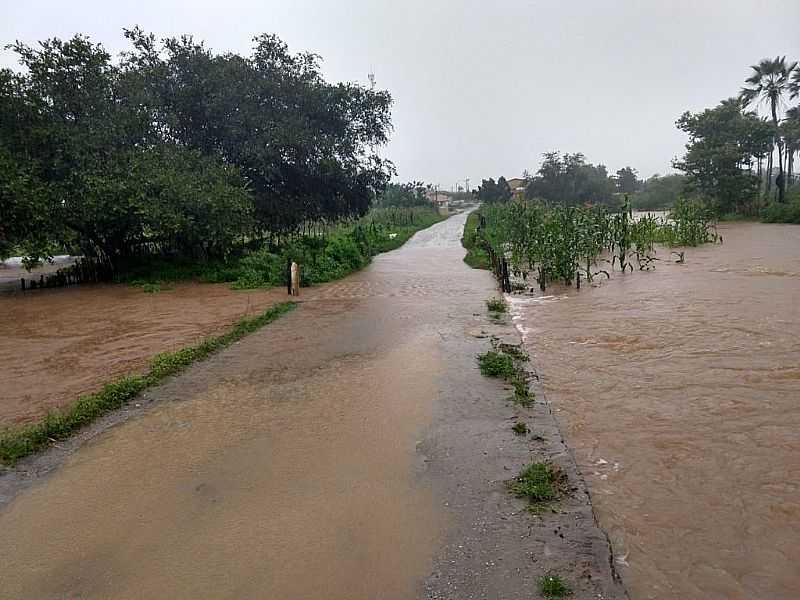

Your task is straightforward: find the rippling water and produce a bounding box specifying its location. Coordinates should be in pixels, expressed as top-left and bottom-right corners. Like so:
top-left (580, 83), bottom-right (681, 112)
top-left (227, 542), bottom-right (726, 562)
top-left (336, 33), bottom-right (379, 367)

top-left (511, 222), bottom-right (800, 599)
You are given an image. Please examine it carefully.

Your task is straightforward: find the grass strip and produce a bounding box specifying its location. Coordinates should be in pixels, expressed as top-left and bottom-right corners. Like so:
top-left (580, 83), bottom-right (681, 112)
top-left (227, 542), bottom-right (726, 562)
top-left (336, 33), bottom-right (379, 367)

top-left (461, 210), bottom-right (491, 269)
top-left (0, 301), bottom-right (297, 465)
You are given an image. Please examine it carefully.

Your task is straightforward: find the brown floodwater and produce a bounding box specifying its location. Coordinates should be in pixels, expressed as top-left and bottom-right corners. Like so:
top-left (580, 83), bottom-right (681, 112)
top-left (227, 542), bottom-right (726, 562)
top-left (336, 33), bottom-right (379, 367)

top-left (510, 222), bottom-right (800, 599)
top-left (0, 282), bottom-right (287, 426)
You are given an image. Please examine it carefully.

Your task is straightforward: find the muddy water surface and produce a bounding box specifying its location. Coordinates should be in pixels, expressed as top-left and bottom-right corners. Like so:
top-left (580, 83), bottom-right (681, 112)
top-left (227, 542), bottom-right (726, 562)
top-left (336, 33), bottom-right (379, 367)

top-left (512, 222), bottom-right (800, 599)
top-left (0, 283), bottom-right (287, 425)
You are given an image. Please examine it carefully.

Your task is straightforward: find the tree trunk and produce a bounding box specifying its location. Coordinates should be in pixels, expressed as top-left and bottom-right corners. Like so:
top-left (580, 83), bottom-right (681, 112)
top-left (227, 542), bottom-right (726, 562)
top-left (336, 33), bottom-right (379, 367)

top-left (766, 149), bottom-right (773, 196)
top-left (772, 102), bottom-right (785, 203)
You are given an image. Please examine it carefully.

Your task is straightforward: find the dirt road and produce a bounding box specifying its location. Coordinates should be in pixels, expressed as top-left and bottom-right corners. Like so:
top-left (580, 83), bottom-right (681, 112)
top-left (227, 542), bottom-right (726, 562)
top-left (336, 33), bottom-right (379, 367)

top-left (0, 212), bottom-right (625, 599)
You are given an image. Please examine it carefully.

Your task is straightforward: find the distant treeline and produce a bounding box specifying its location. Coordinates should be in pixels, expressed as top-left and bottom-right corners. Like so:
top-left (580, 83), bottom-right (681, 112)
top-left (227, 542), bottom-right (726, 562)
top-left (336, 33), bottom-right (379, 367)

top-left (0, 29), bottom-right (395, 265)
top-left (476, 156), bottom-right (665, 209)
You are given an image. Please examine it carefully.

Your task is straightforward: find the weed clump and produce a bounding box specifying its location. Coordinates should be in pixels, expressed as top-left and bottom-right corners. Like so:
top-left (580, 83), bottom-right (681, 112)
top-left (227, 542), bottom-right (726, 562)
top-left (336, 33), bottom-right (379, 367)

top-left (477, 351), bottom-right (515, 378)
top-left (512, 421), bottom-right (529, 435)
top-left (509, 462), bottom-right (564, 503)
top-left (477, 344), bottom-right (535, 407)
top-left (142, 282), bottom-right (164, 293)
top-left (538, 574), bottom-right (572, 598)
top-left (486, 297), bottom-right (507, 313)
top-left (511, 373), bottom-right (534, 406)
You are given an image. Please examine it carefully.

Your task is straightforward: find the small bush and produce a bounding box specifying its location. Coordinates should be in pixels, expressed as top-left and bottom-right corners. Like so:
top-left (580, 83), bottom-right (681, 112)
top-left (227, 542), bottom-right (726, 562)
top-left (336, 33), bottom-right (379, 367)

top-left (761, 197), bottom-right (800, 224)
top-left (512, 421), bottom-right (529, 435)
top-left (477, 351), bottom-right (515, 378)
top-left (486, 297), bottom-right (507, 313)
top-left (511, 373), bottom-right (533, 406)
top-left (509, 462), bottom-right (563, 503)
top-left (538, 574), bottom-right (572, 598)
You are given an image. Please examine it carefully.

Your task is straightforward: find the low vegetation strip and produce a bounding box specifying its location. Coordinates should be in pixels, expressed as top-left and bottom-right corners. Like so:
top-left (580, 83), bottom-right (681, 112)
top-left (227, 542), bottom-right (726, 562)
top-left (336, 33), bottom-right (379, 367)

top-left (0, 302), bottom-right (297, 465)
top-left (461, 210), bottom-right (491, 270)
top-left (118, 207), bottom-right (445, 290)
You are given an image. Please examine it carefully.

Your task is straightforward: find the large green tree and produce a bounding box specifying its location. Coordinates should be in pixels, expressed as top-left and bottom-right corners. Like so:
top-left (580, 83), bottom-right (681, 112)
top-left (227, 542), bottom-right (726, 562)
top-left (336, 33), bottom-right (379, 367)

top-left (525, 152), bottom-right (615, 206)
top-left (674, 99), bottom-right (762, 214)
top-left (614, 166), bottom-right (641, 194)
top-left (0, 29), bottom-right (395, 266)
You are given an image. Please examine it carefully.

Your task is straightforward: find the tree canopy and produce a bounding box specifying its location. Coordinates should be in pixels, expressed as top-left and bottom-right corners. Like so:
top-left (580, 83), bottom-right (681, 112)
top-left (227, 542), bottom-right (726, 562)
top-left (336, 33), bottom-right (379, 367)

top-left (673, 99), bottom-right (764, 214)
top-left (0, 29), bottom-right (395, 264)
top-left (477, 177), bottom-right (512, 203)
top-left (525, 152), bottom-right (616, 206)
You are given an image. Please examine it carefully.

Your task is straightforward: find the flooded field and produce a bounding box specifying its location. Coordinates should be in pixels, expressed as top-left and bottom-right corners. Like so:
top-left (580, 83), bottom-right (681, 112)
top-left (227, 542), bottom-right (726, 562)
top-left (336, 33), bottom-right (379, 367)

top-left (0, 283), bottom-right (286, 426)
top-left (511, 222), bottom-right (800, 599)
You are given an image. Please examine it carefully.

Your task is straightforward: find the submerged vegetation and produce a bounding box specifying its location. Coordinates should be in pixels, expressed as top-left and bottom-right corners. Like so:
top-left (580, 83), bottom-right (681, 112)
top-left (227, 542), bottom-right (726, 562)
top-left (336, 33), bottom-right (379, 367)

top-left (0, 302), bottom-right (297, 464)
top-left (486, 297), bottom-right (507, 313)
top-left (467, 197), bottom-right (717, 292)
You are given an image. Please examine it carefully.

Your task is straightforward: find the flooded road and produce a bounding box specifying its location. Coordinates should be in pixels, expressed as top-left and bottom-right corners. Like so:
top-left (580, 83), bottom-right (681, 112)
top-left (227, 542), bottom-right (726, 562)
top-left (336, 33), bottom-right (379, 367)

top-left (511, 222), bottom-right (800, 599)
top-left (0, 213), bottom-right (493, 599)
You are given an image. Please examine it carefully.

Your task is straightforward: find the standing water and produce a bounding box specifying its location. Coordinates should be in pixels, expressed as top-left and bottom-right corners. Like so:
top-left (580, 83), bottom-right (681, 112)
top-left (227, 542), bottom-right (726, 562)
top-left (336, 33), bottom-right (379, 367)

top-left (511, 222), bottom-right (800, 599)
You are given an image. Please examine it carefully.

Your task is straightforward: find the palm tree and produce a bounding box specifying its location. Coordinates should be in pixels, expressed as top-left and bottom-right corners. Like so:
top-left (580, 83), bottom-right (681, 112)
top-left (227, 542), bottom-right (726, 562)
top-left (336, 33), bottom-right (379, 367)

top-left (740, 57), bottom-right (798, 202)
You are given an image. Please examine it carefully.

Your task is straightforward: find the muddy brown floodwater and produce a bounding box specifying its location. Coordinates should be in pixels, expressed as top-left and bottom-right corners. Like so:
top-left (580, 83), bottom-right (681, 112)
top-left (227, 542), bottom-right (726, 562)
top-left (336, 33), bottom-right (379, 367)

top-left (511, 222), bottom-right (800, 599)
top-left (0, 282), bottom-right (287, 426)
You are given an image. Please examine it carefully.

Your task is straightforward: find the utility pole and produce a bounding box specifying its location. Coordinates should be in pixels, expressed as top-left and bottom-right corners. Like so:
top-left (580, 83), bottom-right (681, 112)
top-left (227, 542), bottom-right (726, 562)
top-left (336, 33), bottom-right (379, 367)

top-left (465, 178), bottom-right (470, 193)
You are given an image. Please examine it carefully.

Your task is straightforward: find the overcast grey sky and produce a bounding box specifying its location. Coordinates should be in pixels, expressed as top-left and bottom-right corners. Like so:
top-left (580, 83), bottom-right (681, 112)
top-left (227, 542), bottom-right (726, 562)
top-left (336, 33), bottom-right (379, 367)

top-left (3, 1), bottom-right (799, 189)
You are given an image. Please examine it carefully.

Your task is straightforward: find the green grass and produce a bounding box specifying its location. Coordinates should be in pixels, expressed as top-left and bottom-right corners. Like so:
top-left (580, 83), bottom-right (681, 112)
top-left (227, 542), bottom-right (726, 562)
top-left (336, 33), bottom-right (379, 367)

top-left (512, 421), bottom-right (529, 435)
top-left (0, 302), bottom-right (297, 465)
top-left (510, 373), bottom-right (534, 407)
top-left (509, 462), bottom-right (563, 503)
top-left (486, 297), bottom-right (507, 313)
top-left (462, 210), bottom-right (491, 269)
top-left (477, 351), bottom-right (515, 378)
top-left (538, 574), bottom-right (572, 598)
top-left (478, 344), bottom-right (534, 406)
